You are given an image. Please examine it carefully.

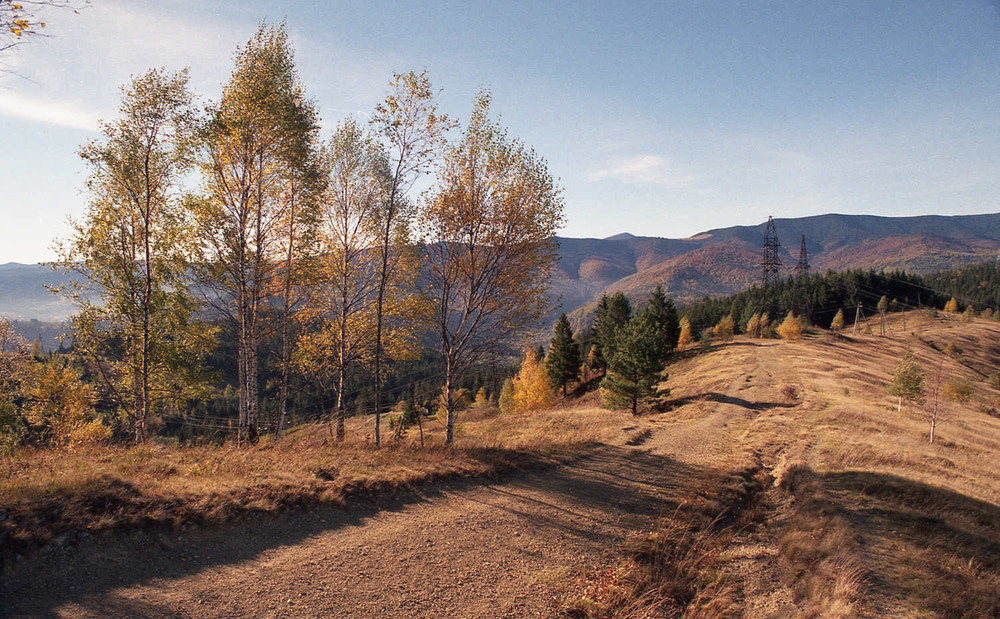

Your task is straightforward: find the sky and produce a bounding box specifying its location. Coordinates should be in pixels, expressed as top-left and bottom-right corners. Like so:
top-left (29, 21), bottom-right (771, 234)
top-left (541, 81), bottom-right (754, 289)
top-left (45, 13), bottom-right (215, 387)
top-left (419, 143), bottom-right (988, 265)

top-left (1, 0), bottom-right (1000, 263)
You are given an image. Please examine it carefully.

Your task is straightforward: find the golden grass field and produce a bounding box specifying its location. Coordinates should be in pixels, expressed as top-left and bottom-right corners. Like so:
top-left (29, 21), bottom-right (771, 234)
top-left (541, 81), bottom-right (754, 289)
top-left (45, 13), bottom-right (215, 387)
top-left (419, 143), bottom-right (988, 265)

top-left (4, 310), bottom-right (1000, 617)
top-left (644, 310), bottom-right (1000, 617)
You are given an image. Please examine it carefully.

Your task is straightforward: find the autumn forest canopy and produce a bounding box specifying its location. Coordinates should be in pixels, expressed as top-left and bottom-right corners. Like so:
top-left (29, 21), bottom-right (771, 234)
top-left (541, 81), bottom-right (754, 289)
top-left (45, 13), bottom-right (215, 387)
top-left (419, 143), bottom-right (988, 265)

top-left (0, 20), bottom-right (573, 450)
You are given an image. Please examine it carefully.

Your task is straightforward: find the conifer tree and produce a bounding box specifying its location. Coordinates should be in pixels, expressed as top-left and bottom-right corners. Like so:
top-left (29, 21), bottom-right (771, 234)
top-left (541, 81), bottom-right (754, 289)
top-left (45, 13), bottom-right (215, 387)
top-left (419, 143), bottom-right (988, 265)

top-left (677, 316), bottom-right (694, 350)
top-left (546, 313), bottom-right (580, 396)
top-left (498, 378), bottom-right (515, 415)
top-left (512, 349), bottom-right (554, 412)
top-left (830, 308), bottom-right (845, 331)
top-left (887, 352), bottom-right (924, 413)
top-left (641, 285), bottom-right (680, 361)
top-left (601, 313), bottom-right (667, 414)
top-left (777, 311), bottom-right (803, 340)
top-left (592, 292), bottom-right (631, 369)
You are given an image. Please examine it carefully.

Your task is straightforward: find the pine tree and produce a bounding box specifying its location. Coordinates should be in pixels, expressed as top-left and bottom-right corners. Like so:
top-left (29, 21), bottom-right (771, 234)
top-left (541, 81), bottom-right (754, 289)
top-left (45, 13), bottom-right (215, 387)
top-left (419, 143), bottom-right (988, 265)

top-left (641, 285), bottom-right (680, 361)
top-left (600, 313), bottom-right (667, 415)
top-left (593, 292), bottom-right (631, 368)
top-left (589, 295), bottom-right (610, 370)
top-left (546, 313), bottom-right (581, 396)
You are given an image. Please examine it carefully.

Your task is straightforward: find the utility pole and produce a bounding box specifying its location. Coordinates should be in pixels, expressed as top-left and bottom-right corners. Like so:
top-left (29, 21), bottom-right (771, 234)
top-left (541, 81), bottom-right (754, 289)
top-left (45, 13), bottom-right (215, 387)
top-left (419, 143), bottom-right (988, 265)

top-left (762, 216), bottom-right (782, 288)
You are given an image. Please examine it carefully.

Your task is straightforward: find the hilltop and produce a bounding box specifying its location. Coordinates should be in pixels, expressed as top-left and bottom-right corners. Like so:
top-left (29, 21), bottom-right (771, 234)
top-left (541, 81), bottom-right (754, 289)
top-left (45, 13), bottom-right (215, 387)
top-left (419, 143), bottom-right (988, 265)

top-left (5, 310), bottom-right (999, 615)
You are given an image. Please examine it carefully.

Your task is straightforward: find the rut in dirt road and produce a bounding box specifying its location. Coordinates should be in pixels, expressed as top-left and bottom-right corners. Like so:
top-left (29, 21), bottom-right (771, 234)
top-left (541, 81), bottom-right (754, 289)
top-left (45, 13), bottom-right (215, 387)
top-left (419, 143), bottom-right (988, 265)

top-left (4, 445), bottom-right (720, 618)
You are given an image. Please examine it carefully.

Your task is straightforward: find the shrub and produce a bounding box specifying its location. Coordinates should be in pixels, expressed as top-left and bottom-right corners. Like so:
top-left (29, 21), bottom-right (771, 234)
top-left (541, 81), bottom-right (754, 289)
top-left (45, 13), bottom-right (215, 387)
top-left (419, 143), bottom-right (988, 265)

top-left (988, 373), bottom-right (1000, 390)
top-left (24, 360), bottom-right (104, 447)
top-left (961, 306), bottom-right (975, 323)
top-left (777, 312), bottom-right (803, 341)
top-left (944, 297), bottom-right (960, 313)
top-left (713, 314), bottom-right (735, 341)
top-left (474, 387), bottom-right (488, 408)
top-left (944, 379), bottom-right (974, 405)
top-left (980, 308), bottom-right (993, 320)
top-left (746, 312), bottom-right (763, 338)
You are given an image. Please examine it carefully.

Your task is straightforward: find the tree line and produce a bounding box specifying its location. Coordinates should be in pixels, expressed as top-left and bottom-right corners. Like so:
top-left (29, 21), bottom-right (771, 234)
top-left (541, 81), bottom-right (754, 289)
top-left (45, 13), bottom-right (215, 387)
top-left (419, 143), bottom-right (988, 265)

top-left (0, 21), bottom-right (563, 449)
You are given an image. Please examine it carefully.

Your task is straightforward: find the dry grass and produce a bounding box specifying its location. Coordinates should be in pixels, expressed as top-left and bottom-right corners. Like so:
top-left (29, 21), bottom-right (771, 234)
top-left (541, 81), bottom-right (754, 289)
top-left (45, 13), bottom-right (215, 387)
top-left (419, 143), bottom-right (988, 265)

top-left (563, 466), bottom-right (770, 618)
top-left (629, 311), bottom-right (1000, 616)
top-left (1, 404), bottom-right (636, 567)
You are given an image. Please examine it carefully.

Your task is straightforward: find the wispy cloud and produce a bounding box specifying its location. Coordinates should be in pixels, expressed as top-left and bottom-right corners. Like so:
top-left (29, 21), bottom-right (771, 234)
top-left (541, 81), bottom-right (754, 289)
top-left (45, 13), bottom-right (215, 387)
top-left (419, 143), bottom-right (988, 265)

top-left (586, 154), bottom-right (700, 188)
top-left (0, 90), bottom-right (98, 131)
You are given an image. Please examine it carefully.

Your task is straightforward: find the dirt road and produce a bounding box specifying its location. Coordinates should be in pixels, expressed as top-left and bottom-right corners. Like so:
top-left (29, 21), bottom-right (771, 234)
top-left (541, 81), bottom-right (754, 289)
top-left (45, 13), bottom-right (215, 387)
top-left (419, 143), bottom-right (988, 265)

top-left (4, 443), bottom-right (717, 618)
top-left (5, 344), bottom-right (793, 618)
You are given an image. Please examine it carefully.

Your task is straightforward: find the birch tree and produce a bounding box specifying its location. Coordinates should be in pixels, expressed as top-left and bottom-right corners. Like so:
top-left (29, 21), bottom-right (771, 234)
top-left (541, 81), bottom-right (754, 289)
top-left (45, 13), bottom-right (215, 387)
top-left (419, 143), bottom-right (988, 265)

top-left (191, 22), bottom-right (318, 445)
top-left (298, 119), bottom-right (382, 441)
top-left (368, 71), bottom-right (453, 445)
top-left (421, 91), bottom-right (564, 444)
top-left (57, 68), bottom-right (205, 443)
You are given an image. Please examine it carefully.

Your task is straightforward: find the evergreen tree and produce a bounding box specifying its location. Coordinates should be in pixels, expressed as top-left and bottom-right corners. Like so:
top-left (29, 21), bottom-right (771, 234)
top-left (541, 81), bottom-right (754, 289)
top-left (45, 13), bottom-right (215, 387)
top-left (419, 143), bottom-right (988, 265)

top-left (546, 313), bottom-right (581, 396)
top-left (589, 295), bottom-right (610, 370)
top-left (640, 285), bottom-right (680, 362)
top-left (592, 292), bottom-right (631, 369)
top-left (600, 313), bottom-right (667, 415)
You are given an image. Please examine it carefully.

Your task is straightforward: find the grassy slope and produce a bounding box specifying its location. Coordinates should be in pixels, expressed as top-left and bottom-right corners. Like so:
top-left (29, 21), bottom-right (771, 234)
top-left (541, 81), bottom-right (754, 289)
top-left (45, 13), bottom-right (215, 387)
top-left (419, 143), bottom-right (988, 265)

top-left (566, 310), bottom-right (1000, 617)
top-left (5, 311), bottom-right (1000, 616)
top-left (673, 311), bottom-right (1000, 617)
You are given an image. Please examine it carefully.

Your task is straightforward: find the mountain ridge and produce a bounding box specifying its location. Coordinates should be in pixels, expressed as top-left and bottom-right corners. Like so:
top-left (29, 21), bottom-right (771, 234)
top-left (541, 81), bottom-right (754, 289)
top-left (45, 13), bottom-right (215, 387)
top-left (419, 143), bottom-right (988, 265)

top-left (3, 212), bottom-right (999, 324)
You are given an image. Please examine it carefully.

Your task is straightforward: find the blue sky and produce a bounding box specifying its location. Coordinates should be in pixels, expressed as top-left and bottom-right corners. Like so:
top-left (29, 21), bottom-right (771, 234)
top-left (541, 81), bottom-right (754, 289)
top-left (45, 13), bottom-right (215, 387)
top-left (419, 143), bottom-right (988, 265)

top-left (1, 0), bottom-right (999, 262)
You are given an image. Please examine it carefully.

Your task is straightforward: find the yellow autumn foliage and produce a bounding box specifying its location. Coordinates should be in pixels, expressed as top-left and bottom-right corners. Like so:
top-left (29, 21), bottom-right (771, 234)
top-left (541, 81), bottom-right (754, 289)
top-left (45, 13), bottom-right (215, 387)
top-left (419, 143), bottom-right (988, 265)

top-left (512, 349), bottom-right (554, 412)
top-left (677, 317), bottom-right (694, 350)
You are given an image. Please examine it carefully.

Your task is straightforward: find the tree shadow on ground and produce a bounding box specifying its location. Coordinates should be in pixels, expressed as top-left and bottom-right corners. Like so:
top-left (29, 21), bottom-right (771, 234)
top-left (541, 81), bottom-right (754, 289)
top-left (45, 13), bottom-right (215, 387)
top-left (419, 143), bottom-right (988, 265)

top-left (820, 470), bottom-right (1000, 616)
top-left (2, 446), bottom-right (722, 617)
top-left (657, 392), bottom-right (795, 412)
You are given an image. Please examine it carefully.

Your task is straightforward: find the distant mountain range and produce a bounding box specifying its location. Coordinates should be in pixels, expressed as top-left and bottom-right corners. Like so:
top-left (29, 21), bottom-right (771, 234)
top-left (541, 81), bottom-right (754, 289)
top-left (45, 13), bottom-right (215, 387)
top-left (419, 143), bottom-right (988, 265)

top-left (549, 212), bottom-right (1000, 328)
top-left (3, 212), bottom-right (1000, 327)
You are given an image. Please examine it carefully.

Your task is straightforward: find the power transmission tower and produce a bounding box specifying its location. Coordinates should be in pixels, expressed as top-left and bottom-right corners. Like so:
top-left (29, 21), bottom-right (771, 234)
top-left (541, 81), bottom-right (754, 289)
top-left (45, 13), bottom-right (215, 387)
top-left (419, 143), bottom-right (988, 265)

top-left (762, 216), bottom-right (782, 287)
top-left (794, 234), bottom-right (809, 279)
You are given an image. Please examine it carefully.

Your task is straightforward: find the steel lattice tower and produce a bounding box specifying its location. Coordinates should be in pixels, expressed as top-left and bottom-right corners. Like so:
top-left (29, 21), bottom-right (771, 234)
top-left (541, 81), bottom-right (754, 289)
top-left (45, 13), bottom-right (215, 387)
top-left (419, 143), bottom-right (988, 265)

top-left (794, 234), bottom-right (809, 279)
top-left (761, 216), bottom-right (782, 287)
